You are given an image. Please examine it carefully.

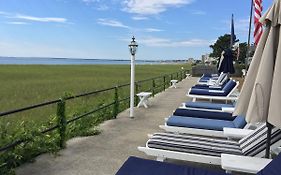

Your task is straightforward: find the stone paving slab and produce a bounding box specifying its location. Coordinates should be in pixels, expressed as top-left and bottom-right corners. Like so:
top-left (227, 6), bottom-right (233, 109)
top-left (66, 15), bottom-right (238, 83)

top-left (16, 78), bottom-right (199, 175)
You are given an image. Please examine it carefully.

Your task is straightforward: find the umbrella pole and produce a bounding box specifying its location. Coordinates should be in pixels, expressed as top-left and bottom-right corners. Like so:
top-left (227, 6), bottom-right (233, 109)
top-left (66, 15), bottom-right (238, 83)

top-left (265, 122), bottom-right (273, 158)
top-left (246, 0), bottom-right (254, 70)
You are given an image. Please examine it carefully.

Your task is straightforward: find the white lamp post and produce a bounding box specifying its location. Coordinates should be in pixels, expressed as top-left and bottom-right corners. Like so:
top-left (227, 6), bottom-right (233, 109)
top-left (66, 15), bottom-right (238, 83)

top-left (128, 36), bottom-right (138, 118)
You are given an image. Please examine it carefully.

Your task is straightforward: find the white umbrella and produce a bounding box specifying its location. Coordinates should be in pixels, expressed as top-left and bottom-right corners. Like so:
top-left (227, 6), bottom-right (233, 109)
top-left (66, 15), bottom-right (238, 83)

top-left (267, 0), bottom-right (281, 129)
top-left (233, 0), bottom-right (281, 157)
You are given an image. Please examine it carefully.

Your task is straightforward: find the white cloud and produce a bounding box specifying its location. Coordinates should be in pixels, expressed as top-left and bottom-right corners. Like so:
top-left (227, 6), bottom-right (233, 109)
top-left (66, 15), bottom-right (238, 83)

top-left (140, 37), bottom-right (212, 47)
top-left (14, 14), bottom-right (67, 23)
top-left (178, 39), bottom-right (213, 47)
top-left (6, 21), bottom-right (28, 25)
top-left (0, 11), bottom-right (9, 15)
top-left (0, 11), bottom-right (68, 24)
top-left (122, 0), bottom-right (194, 15)
top-left (132, 16), bottom-right (148, 20)
top-left (97, 18), bottom-right (130, 28)
top-left (221, 17), bottom-right (251, 36)
top-left (144, 28), bottom-right (163, 32)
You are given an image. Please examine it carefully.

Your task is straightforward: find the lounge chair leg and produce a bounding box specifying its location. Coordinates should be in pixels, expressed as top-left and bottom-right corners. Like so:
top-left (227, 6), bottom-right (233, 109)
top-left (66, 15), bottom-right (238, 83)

top-left (156, 156), bottom-right (166, 162)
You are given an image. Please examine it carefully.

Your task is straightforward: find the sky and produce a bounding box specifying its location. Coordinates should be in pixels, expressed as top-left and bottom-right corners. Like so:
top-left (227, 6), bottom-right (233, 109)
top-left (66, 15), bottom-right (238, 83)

top-left (0, 0), bottom-right (273, 60)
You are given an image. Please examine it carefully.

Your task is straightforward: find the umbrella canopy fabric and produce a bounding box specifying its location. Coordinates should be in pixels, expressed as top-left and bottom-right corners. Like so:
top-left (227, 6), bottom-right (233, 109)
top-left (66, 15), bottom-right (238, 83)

top-left (233, 0), bottom-right (281, 128)
top-left (217, 48), bottom-right (235, 74)
top-left (266, 0), bottom-right (281, 128)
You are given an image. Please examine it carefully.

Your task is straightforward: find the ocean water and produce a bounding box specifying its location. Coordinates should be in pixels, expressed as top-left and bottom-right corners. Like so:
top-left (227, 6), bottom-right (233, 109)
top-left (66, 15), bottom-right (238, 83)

top-left (0, 57), bottom-right (163, 65)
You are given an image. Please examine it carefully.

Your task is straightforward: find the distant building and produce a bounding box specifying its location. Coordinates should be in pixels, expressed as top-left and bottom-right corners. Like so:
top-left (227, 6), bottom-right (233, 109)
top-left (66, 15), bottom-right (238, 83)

top-left (201, 54), bottom-right (207, 63)
top-left (201, 54), bottom-right (217, 65)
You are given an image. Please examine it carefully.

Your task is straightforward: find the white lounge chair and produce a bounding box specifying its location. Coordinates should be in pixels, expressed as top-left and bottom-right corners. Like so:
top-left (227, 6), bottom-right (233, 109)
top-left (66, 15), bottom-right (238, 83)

top-left (178, 101), bottom-right (236, 113)
top-left (160, 121), bottom-right (255, 138)
top-left (138, 124), bottom-right (281, 165)
top-left (159, 108), bottom-right (258, 136)
top-left (187, 80), bottom-right (239, 102)
top-left (207, 73), bottom-right (229, 86)
top-left (197, 73), bottom-right (221, 84)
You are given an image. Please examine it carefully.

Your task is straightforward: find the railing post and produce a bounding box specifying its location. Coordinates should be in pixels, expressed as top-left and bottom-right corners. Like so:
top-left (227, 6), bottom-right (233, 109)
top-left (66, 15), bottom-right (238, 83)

top-left (135, 82), bottom-right (139, 106)
top-left (152, 79), bottom-right (155, 97)
top-left (113, 86), bottom-right (119, 118)
top-left (180, 71), bottom-right (183, 80)
top-left (57, 98), bottom-right (66, 149)
top-left (163, 76), bottom-right (166, 91)
top-left (170, 74), bottom-right (173, 86)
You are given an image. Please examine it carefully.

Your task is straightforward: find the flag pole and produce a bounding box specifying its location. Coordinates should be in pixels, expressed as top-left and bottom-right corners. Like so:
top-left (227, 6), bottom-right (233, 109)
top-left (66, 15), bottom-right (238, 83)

top-left (246, 0), bottom-right (254, 69)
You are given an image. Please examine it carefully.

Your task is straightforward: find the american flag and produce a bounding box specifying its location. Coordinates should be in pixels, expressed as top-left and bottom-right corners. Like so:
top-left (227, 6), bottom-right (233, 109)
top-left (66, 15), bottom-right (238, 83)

top-left (254, 0), bottom-right (263, 45)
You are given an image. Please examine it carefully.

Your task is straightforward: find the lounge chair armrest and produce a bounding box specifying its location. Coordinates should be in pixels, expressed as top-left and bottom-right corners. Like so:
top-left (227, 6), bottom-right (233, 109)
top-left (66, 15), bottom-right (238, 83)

top-left (221, 107), bottom-right (235, 113)
top-left (208, 90), bottom-right (224, 93)
top-left (223, 128), bottom-right (253, 139)
top-left (209, 85), bottom-right (222, 89)
top-left (207, 81), bottom-right (216, 86)
top-left (221, 154), bottom-right (271, 174)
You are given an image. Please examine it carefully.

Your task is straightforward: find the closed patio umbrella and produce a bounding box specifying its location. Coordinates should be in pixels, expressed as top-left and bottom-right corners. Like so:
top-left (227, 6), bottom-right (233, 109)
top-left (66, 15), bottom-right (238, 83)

top-left (217, 48), bottom-right (235, 74)
top-left (233, 0), bottom-right (281, 158)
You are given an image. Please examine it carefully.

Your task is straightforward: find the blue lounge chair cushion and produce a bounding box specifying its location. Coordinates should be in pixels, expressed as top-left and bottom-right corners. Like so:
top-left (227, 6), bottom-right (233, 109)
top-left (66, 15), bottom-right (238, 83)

top-left (221, 80), bottom-right (236, 94)
top-left (232, 116), bottom-right (247, 128)
top-left (189, 88), bottom-right (225, 96)
top-left (173, 108), bottom-right (233, 120)
top-left (184, 101), bottom-right (234, 110)
top-left (166, 116), bottom-right (244, 131)
top-left (257, 153), bottom-right (281, 175)
top-left (202, 73), bottom-right (214, 77)
top-left (167, 115), bottom-right (246, 131)
top-left (115, 156), bottom-right (227, 175)
top-left (190, 80), bottom-right (236, 96)
top-left (198, 78), bottom-right (209, 82)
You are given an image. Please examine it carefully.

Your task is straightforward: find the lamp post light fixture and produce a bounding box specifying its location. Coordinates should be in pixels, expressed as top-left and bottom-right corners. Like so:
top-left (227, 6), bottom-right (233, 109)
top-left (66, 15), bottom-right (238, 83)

top-left (129, 36), bottom-right (138, 118)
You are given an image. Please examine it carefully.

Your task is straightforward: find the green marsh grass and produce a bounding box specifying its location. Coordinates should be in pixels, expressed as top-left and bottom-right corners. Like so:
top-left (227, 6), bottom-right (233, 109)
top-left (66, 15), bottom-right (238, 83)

top-left (0, 64), bottom-right (190, 173)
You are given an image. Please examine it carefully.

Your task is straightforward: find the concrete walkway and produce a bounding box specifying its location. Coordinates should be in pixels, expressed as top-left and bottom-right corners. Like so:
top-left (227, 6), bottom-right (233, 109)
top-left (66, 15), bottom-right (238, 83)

top-left (16, 78), bottom-right (198, 175)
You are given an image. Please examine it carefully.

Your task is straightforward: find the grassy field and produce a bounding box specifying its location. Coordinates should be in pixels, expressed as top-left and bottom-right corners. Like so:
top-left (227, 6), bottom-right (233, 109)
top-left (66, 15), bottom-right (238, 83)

top-left (0, 63), bottom-right (191, 173)
top-left (0, 63), bottom-right (192, 130)
top-left (0, 64), bottom-right (190, 112)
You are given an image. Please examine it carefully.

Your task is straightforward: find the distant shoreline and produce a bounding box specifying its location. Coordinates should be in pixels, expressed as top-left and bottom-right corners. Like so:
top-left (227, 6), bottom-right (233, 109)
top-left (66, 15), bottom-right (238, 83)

top-left (0, 56), bottom-right (188, 65)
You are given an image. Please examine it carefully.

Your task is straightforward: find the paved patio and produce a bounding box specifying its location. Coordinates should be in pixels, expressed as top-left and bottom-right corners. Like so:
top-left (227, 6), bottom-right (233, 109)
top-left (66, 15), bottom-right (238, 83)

top-left (16, 77), bottom-right (225, 175)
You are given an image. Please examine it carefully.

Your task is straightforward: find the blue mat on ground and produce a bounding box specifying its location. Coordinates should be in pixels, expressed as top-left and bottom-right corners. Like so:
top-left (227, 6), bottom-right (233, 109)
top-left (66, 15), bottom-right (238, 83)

top-left (257, 153), bottom-right (281, 175)
top-left (167, 115), bottom-right (246, 131)
top-left (184, 101), bottom-right (234, 110)
top-left (115, 156), bottom-right (227, 175)
top-left (173, 108), bottom-right (233, 120)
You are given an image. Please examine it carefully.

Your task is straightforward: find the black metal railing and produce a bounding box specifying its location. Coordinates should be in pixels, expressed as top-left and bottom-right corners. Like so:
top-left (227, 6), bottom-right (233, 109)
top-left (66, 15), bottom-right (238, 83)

top-left (0, 69), bottom-right (189, 154)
